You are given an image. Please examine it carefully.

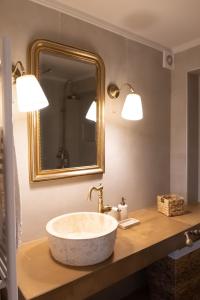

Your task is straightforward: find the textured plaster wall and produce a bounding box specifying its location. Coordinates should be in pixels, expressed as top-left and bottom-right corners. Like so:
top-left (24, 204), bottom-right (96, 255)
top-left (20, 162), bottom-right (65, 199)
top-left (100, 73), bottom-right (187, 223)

top-left (0, 0), bottom-right (170, 242)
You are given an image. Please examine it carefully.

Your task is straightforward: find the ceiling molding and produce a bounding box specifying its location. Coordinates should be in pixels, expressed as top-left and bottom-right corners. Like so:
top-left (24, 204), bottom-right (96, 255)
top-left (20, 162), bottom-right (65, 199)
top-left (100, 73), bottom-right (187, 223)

top-left (29, 0), bottom-right (169, 53)
top-left (173, 38), bottom-right (200, 54)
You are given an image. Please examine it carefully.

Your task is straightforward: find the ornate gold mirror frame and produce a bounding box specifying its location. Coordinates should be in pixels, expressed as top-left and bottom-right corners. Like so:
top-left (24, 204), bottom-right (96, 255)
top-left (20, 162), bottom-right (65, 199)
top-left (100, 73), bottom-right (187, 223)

top-left (28, 39), bottom-right (105, 182)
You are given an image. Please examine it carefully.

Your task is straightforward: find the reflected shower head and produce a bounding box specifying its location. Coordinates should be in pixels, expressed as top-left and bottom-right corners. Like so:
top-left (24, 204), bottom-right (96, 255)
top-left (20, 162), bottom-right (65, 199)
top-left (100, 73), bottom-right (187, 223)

top-left (64, 80), bottom-right (80, 100)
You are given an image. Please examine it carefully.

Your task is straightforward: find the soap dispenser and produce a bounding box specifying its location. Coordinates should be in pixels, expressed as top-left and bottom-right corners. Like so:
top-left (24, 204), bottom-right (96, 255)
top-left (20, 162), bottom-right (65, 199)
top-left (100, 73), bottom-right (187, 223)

top-left (118, 197), bottom-right (128, 220)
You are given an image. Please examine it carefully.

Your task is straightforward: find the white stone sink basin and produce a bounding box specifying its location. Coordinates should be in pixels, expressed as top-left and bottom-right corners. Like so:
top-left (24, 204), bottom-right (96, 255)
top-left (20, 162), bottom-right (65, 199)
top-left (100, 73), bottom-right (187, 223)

top-left (46, 212), bottom-right (118, 266)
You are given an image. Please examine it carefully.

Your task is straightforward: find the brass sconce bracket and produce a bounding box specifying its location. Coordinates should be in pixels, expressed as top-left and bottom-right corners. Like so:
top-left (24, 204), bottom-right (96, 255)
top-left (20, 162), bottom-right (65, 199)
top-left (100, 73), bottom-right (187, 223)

top-left (107, 84), bottom-right (120, 99)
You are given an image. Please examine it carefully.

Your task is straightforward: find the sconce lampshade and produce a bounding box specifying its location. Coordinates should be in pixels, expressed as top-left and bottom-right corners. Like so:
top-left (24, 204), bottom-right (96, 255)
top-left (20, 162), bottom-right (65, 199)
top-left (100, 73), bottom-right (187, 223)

top-left (85, 101), bottom-right (96, 122)
top-left (16, 75), bottom-right (49, 112)
top-left (121, 93), bottom-right (143, 120)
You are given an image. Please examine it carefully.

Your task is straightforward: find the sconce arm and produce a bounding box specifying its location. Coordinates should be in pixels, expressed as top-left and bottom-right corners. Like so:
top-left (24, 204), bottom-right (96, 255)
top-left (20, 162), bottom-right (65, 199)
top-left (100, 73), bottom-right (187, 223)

top-left (107, 82), bottom-right (135, 99)
top-left (122, 82), bottom-right (135, 93)
top-left (12, 61), bottom-right (26, 82)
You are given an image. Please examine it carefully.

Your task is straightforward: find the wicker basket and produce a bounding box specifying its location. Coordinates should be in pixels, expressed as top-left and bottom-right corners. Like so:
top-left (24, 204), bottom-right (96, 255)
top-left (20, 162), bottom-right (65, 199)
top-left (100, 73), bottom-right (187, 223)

top-left (157, 194), bottom-right (184, 217)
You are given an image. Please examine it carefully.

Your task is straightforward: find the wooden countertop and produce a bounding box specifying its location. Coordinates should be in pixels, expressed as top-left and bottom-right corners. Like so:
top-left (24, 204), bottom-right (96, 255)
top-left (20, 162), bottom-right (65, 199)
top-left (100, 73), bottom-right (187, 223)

top-left (17, 205), bottom-right (200, 300)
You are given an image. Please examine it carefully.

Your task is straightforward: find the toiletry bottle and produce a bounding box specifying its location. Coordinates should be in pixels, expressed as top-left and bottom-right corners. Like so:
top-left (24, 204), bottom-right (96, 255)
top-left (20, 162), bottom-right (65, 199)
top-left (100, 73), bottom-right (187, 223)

top-left (118, 197), bottom-right (128, 220)
top-left (107, 206), bottom-right (120, 221)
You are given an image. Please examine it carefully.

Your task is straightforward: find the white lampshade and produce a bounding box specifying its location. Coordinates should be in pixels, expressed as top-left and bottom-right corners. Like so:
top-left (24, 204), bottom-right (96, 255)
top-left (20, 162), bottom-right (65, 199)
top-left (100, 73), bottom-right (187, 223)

top-left (121, 93), bottom-right (143, 120)
top-left (86, 101), bottom-right (96, 122)
top-left (16, 75), bottom-right (49, 112)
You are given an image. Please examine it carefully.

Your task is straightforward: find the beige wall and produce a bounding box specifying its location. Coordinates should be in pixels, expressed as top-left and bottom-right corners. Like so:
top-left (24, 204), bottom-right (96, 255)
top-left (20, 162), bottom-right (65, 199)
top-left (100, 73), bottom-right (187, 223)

top-left (171, 46), bottom-right (200, 201)
top-left (0, 0), bottom-right (170, 242)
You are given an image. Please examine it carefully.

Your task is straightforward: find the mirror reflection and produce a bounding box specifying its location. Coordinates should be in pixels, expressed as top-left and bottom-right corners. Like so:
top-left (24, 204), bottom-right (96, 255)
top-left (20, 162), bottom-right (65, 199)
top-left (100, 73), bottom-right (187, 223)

top-left (39, 52), bottom-right (97, 170)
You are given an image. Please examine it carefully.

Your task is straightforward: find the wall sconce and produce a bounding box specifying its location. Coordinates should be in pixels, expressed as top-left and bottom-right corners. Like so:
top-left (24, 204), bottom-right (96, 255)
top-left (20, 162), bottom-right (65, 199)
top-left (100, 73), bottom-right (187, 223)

top-left (12, 61), bottom-right (49, 112)
top-left (85, 101), bottom-right (96, 122)
top-left (107, 83), bottom-right (143, 120)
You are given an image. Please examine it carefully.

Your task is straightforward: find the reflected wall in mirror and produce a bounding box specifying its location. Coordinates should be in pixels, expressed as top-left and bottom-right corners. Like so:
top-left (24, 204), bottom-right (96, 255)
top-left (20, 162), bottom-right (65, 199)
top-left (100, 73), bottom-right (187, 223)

top-left (28, 40), bottom-right (105, 181)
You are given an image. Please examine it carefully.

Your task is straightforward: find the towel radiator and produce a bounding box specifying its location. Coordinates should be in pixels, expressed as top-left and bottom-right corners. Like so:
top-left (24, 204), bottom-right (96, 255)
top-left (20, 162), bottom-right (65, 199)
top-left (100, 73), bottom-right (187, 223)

top-left (0, 37), bottom-right (18, 300)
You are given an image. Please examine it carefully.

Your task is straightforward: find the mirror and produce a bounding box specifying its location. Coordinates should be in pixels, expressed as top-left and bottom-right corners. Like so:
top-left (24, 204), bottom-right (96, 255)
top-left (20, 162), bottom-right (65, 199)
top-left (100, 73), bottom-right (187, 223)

top-left (28, 40), bottom-right (105, 181)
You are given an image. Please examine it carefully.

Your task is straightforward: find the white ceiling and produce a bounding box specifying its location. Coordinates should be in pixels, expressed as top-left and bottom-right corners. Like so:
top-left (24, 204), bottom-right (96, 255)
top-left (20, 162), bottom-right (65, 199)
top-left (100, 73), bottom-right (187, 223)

top-left (31, 0), bottom-right (200, 53)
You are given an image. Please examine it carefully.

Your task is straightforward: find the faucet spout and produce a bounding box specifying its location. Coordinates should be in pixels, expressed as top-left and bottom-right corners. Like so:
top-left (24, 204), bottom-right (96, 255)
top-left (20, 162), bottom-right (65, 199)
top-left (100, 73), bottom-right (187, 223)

top-left (87, 184), bottom-right (112, 213)
top-left (88, 183), bottom-right (103, 201)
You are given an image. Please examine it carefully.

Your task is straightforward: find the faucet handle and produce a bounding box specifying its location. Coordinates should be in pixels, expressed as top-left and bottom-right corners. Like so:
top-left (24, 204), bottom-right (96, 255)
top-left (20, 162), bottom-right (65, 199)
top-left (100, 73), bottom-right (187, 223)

top-left (103, 205), bottom-right (112, 213)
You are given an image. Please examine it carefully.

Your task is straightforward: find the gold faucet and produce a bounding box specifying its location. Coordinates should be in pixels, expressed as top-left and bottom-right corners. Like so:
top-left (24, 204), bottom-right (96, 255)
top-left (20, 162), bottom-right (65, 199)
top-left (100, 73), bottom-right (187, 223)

top-left (88, 184), bottom-right (112, 213)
